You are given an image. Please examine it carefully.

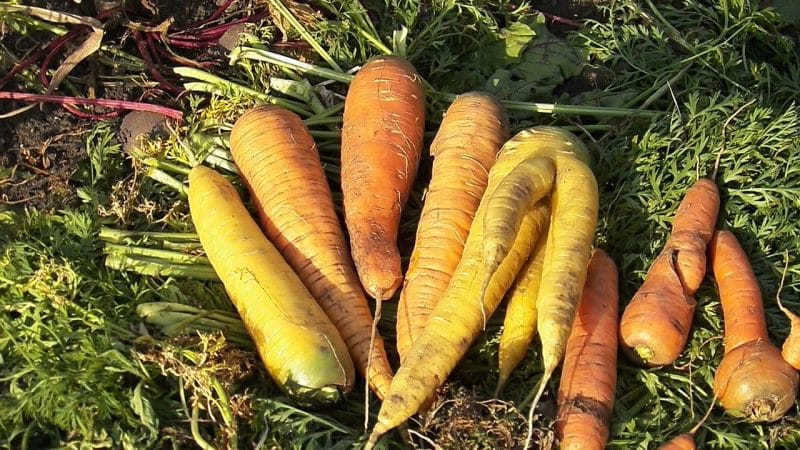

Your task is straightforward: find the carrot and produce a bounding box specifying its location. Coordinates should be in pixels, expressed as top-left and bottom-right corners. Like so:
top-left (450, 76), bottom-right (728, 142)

top-left (774, 259), bottom-right (800, 370)
top-left (365, 127), bottom-right (591, 449)
top-left (228, 106), bottom-right (394, 400)
top-left (396, 92), bottom-right (509, 362)
top-left (495, 226), bottom-right (548, 395)
top-left (479, 156), bottom-right (556, 303)
top-left (187, 165), bottom-right (355, 408)
top-left (619, 178), bottom-right (720, 366)
top-left (555, 249), bottom-right (619, 450)
top-left (341, 55), bottom-right (426, 302)
top-left (511, 129), bottom-right (599, 450)
top-left (709, 230), bottom-right (798, 422)
top-left (656, 397), bottom-right (716, 450)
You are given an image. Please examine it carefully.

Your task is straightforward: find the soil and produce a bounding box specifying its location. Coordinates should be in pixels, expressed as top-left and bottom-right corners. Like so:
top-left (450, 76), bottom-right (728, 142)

top-left (0, 0), bottom-right (238, 211)
top-left (0, 106), bottom-right (90, 209)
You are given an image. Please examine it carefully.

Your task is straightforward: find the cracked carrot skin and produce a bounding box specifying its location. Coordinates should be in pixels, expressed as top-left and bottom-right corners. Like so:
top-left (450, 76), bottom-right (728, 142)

top-left (396, 91), bottom-right (508, 362)
top-left (341, 55), bottom-right (426, 301)
top-left (187, 165), bottom-right (355, 408)
top-left (555, 249), bottom-right (619, 450)
top-left (229, 106), bottom-right (393, 400)
top-left (709, 230), bottom-right (798, 423)
top-left (619, 178), bottom-right (720, 366)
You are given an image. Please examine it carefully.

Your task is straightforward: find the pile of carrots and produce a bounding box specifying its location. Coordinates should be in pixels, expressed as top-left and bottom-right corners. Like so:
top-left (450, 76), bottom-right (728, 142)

top-left (181, 56), bottom-right (800, 448)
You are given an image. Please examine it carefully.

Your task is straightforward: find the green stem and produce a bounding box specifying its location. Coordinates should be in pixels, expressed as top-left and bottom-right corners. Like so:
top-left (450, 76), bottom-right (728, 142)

top-left (356, 27), bottom-right (393, 55)
top-left (266, 0), bottom-right (342, 71)
top-left (99, 227), bottom-right (200, 243)
top-left (205, 153), bottom-right (239, 174)
top-left (309, 130), bottom-right (341, 139)
top-left (137, 302), bottom-right (243, 327)
top-left (104, 243), bottom-right (209, 265)
top-left (212, 378), bottom-right (237, 430)
top-left (306, 102), bottom-right (344, 121)
top-left (105, 254), bottom-right (220, 281)
top-left (175, 67), bottom-right (314, 116)
top-left (233, 48), bottom-right (353, 83)
top-left (191, 403), bottom-right (217, 450)
top-left (144, 167), bottom-right (188, 196)
top-left (304, 116), bottom-right (342, 127)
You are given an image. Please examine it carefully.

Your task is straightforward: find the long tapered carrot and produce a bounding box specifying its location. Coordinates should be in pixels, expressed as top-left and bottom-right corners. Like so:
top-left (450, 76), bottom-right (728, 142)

top-left (709, 230), bottom-right (798, 423)
top-left (620, 178), bottom-right (720, 366)
top-left (496, 226), bottom-right (548, 394)
top-left (229, 106), bottom-right (393, 400)
top-left (555, 249), bottom-right (619, 450)
top-left (396, 92), bottom-right (509, 362)
top-left (187, 165), bottom-right (355, 407)
top-left (341, 55), bottom-right (426, 302)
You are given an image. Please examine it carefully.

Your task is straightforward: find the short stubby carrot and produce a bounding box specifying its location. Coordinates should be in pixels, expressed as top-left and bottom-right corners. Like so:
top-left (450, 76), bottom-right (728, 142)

top-left (555, 249), bottom-right (619, 450)
top-left (709, 230), bottom-right (798, 423)
top-left (620, 178), bottom-right (720, 366)
top-left (396, 91), bottom-right (508, 362)
top-left (340, 55), bottom-right (426, 301)
top-left (229, 105), bottom-right (393, 400)
top-left (187, 165), bottom-right (355, 408)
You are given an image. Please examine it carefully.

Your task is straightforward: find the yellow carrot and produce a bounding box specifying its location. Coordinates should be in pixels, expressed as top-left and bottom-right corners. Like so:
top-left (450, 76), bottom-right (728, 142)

top-left (496, 226), bottom-right (549, 395)
top-left (187, 165), bottom-right (355, 408)
top-left (497, 128), bottom-right (599, 450)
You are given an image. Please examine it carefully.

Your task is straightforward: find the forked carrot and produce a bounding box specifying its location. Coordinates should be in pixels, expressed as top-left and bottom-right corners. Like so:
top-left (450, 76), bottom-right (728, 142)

top-left (229, 106), bottom-right (393, 401)
top-left (709, 230), bottom-right (798, 422)
top-left (340, 55), bottom-right (426, 302)
top-left (396, 92), bottom-right (509, 362)
top-left (554, 249), bottom-right (619, 450)
top-left (619, 178), bottom-right (720, 366)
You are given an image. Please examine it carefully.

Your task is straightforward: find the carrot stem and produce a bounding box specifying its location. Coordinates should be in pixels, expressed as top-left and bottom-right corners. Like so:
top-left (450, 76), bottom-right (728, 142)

top-left (104, 243), bottom-right (209, 265)
top-left (174, 66), bottom-right (314, 116)
top-left (104, 253), bottom-right (220, 281)
top-left (99, 227), bottom-right (200, 243)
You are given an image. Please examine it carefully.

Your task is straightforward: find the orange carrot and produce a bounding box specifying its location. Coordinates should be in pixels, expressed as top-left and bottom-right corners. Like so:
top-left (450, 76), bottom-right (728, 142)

top-left (709, 230), bottom-right (798, 422)
top-left (555, 249), bottom-right (619, 450)
top-left (341, 55), bottom-right (426, 302)
top-left (396, 92), bottom-right (508, 362)
top-left (774, 260), bottom-right (800, 370)
top-left (229, 106), bottom-right (393, 400)
top-left (619, 178), bottom-right (720, 366)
